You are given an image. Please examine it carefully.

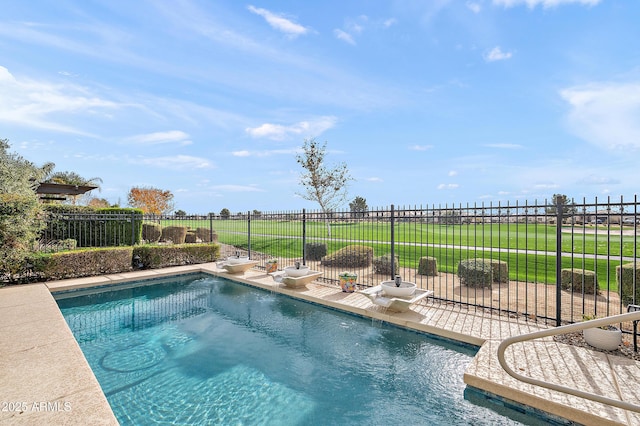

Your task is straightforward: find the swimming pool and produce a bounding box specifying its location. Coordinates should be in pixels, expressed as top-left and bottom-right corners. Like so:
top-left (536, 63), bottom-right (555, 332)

top-left (56, 273), bottom-right (548, 425)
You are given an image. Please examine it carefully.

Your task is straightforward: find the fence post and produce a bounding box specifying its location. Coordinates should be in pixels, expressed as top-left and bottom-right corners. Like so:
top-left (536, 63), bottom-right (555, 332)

top-left (556, 197), bottom-right (564, 326)
top-left (209, 214), bottom-right (213, 244)
top-left (302, 209), bottom-right (307, 266)
top-left (390, 204), bottom-right (395, 280)
top-left (247, 211), bottom-right (251, 258)
top-left (131, 211), bottom-right (135, 246)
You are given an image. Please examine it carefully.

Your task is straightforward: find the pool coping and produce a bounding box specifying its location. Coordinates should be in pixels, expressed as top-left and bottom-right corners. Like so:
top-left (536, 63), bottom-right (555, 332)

top-left (2, 263), bottom-right (639, 425)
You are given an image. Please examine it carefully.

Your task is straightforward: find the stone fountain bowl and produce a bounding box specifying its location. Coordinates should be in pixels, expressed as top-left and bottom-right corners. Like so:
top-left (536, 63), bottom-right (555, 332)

top-left (381, 281), bottom-right (417, 297)
top-left (284, 265), bottom-right (310, 277)
top-left (227, 256), bottom-right (250, 265)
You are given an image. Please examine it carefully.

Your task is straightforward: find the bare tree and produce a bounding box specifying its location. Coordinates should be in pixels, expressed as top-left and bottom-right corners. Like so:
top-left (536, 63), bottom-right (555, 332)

top-left (296, 138), bottom-right (353, 236)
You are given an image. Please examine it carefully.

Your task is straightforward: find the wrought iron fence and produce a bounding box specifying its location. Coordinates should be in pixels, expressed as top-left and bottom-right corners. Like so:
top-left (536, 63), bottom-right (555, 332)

top-left (42, 196), bottom-right (640, 328)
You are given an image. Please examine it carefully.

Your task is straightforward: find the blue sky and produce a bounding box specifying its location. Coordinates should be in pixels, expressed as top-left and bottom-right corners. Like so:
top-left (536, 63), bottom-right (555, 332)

top-left (2, 0), bottom-right (639, 214)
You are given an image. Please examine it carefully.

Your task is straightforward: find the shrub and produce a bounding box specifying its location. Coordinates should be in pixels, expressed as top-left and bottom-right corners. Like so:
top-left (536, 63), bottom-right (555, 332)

top-left (616, 262), bottom-right (640, 305)
top-left (185, 231), bottom-right (197, 243)
top-left (489, 259), bottom-right (509, 283)
top-left (320, 245), bottom-right (373, 268)
top-left (195, 227), bottom-right (217, 243)
top-left (560, 268), bottom-right (599, 295)
top-left (305, 242), bottom-right (327, 261)
top-left (0, 194), bottom-right (44, 280)
top-left (418, 256), bottom-right (438, 276)
top-left (133, 243), bottom-right (220, 268)
top-left (457, 259), bottom-right (493, 288)
top-left (373, 254), bottom-right (399, 275)
top-left (31, 247), bottom-right (134, 280)
top-left (161, 226), bottom-right (187, 244)
top-left (142, 223), bottom-right (162, 243)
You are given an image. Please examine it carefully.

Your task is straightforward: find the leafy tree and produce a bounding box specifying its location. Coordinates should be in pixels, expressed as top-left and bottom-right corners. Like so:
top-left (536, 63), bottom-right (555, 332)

top-left (220, 208), bottom-right (230, 219)
top-left (349, 196), bottom-right (368, 218)
top-left (546, 194), bottom-right (577, 219)
top-left (175, 209), bottom-right (187, 217)
top-left (127, 186), bottom-right (174, 215)
top-left (252, 209), bottom-right (262, 218)
top-left (296, 138), bottom-right (353, 236)
top-left (87, 197), bottom-right (111, 208)
top-left (44, 170), bottom-right (102, 205)
top-left (0, 139), bottom-right (52, 280)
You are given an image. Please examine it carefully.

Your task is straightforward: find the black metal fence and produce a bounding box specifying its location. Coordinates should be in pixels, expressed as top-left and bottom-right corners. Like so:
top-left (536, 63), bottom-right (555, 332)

top-left (42, 196), bottom-right (640, 328)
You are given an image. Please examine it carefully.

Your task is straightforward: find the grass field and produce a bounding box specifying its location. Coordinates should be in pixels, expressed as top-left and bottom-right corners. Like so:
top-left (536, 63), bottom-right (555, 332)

top-left (162, 218), bottom-right (638, 290)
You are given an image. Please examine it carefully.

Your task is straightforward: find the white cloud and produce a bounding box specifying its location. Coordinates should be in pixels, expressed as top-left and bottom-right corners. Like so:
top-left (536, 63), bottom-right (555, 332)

top-left (134, 155), bottom-right (214, 170)
top-left (493, 0), bottom-right (600, 8)
top-left (246, 116), bottom-right (337, 140)
top-left (408, 144), bottom-right (434, 151)
top-left (437, 183), bottom-right (459, 190)
top-left (383, 18), bottom-right (398, 28)
top-left (560, 82), bottom-right (640, 150)
top-left (232, 150), bottom-right (251, 157)
top-left (484, 46), bottom-right (512, 62)
top-left (448, 170), bottom-right (458, 177)
top-left (467, 2), bottom-right (482, 13)
top-left (0, 66), bottom-right (119, 135)
top-left (334, 29), bottom-right (355, 45)
top-left (126, 130), bottom-right (192, 146)
top-left (366, 177), bottom-right (383, 182)
top-left (247, 5), bottom-right (309, 38)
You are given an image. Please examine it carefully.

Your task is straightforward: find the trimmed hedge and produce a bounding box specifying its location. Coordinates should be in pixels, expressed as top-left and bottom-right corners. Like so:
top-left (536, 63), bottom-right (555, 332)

top-left (195, 227), bottom-right (217, 243)
top-left (320, 245), bottom-right (373, 268)
top-left (305, 242), bottom-right (327, 261)
top-left (142, 223), bottom-right (162, 243)
top-left (31, 247), bottom-right (134, 280)
top-left (457, 259), bottom-right (493, 288)
top-left (161, 226), bottom-right (187, 244)
top-left (560, 268), bottom-right (599, 295)
top-left (616, 262), bottom-right (640, 305)
top-left (133, 243), bottom-right (220, 268)
top-left (418, 256), bottom-right (438, 276)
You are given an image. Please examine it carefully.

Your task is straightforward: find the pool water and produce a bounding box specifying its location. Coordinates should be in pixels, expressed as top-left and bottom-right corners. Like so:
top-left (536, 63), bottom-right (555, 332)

top-left (57, 274), bottom-right (547, 425)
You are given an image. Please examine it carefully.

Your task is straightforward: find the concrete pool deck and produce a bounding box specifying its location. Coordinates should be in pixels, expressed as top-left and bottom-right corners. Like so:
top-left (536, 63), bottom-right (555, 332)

top-left (1, 263), bottom-right (639, 425)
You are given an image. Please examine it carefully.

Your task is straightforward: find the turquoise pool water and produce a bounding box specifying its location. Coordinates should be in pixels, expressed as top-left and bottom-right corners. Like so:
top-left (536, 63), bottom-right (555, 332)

top-left (57, 274), bottom-right (549, 425)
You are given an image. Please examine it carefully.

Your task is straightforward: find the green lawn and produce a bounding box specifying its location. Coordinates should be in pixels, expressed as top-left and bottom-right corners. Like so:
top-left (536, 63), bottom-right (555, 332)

top-left (160, 218), bottom-right (638, 290)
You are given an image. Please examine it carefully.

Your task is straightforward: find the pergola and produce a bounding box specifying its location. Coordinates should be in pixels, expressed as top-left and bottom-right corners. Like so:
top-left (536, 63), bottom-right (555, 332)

top-left (36, 182), bottom-right (98, 202)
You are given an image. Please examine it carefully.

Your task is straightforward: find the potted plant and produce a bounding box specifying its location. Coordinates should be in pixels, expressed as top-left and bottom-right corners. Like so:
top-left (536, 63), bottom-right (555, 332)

top-left (582, 315), bottom-right (622, 351)
top-left (265, 258), bottom-right (278, 274)
top-left (339, 271), bottom-right (358, 293)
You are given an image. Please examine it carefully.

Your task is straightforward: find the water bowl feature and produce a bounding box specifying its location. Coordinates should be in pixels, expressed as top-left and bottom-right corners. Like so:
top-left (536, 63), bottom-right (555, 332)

top-left (381, 276), bottom-right (417, 298)
top-left (284, 262), bottom-right (310, 277)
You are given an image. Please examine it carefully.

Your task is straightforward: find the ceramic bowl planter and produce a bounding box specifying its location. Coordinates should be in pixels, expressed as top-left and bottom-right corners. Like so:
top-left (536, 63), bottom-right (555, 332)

top-left (583, 326), bottom-right (622, 351)
top-left (339, 272), bottom-right (358, 293)
top-left (265, 260), bottom-right (278, 274)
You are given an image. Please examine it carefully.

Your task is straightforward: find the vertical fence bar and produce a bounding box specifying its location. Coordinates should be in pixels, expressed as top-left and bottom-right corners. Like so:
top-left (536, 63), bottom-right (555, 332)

top-left (390, 204), bottom-right (395, 279)
top-left (247, 210), bottom-right (251, 258)
top-left (302, 209), bottom-right (306, 266)
top-left (556, 196), bottom-right (564, 326)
